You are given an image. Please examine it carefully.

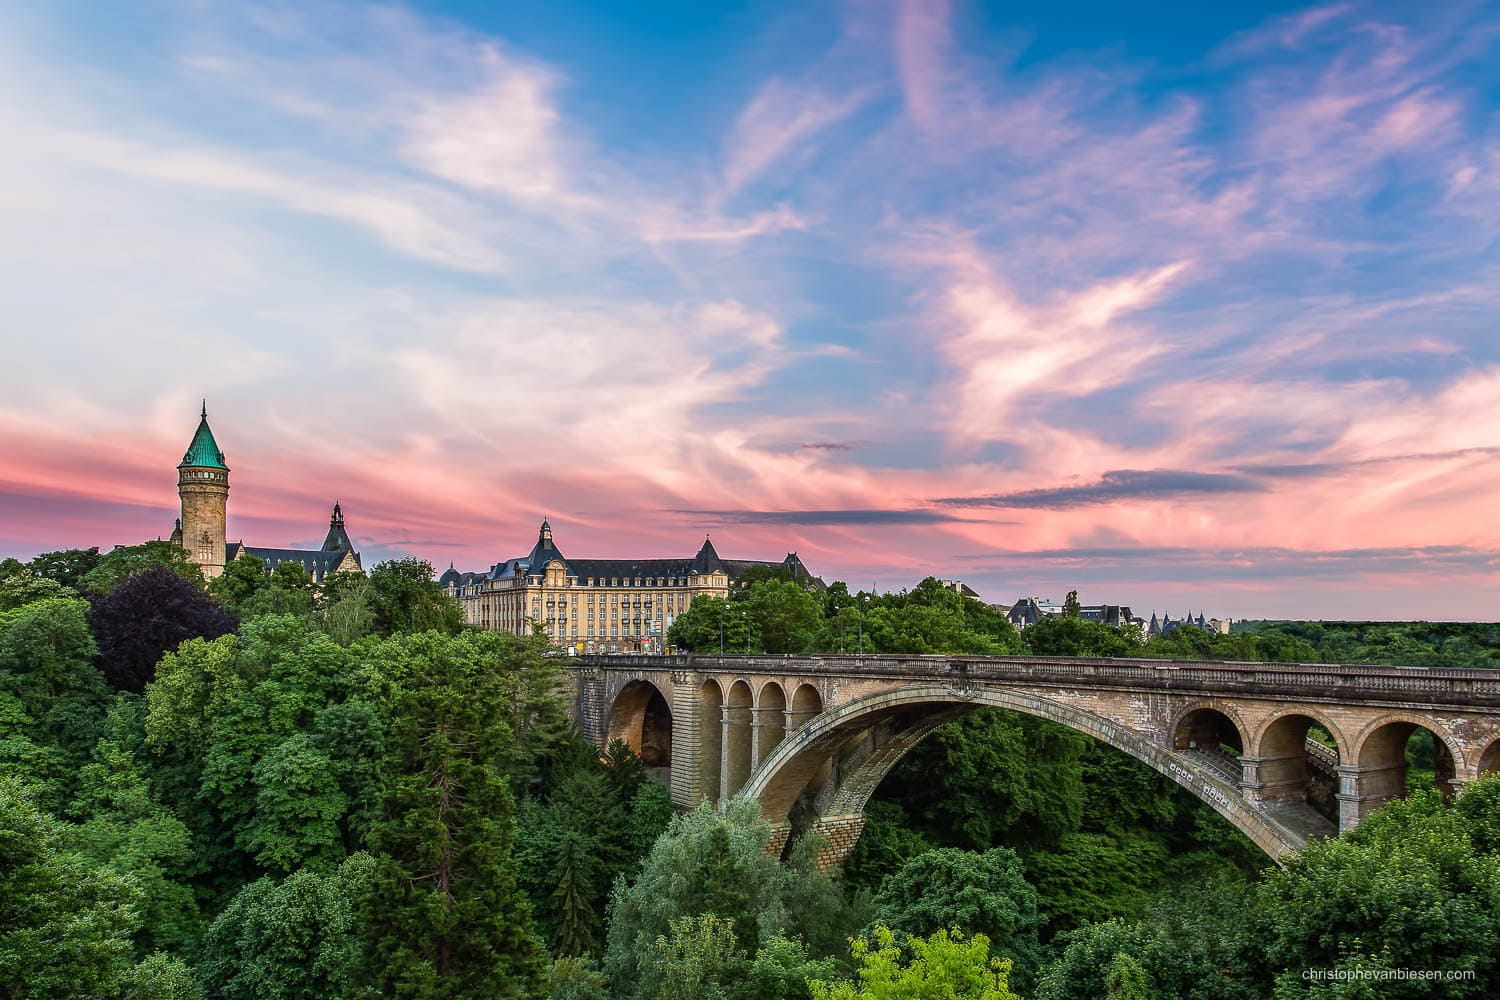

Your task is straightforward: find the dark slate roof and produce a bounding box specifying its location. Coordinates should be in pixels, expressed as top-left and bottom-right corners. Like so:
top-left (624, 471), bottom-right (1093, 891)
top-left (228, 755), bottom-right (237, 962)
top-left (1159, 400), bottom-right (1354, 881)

top-left (321, 502), bottom-right (354, 553)
top-left (180, 404), bottom-right (228, 470)
top-left (239, 545), bottom-right (355, 577)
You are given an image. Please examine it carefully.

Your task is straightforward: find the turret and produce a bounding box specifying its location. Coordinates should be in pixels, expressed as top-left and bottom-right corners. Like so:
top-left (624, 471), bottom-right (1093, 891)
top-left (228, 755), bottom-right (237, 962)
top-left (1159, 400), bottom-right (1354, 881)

top-left (177, 401), bottom-right (229, 578)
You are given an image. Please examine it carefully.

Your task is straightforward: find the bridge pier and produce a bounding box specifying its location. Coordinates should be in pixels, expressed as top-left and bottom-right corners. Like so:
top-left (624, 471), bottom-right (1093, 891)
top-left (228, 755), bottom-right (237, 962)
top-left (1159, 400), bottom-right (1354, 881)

top-left (808, 814), bottom-right (865, 872)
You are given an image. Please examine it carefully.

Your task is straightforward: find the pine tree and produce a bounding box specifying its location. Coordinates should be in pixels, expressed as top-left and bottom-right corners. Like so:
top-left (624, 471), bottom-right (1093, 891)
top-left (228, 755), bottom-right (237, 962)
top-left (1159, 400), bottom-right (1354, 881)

top-left (550, 832), bottom-right (601, 957)
top-left (362, 632), bottom-right (546, 999)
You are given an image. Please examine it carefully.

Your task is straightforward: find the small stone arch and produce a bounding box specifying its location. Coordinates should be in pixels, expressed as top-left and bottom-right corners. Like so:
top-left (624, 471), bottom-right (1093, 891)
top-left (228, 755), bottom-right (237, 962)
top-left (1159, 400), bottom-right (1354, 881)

top-left (1172, 702), bottom-right (1247, 783)
top-left (724, 680), bottom-right (755, 797)
top-left (757, 681), bottom-right (788, 763)
top-left (1478, 736), bottom-right (1500, 778)
top-left (1351, 713), bottom-right (1463, 814)
top-left (607, 679), bottom-right (672, 770)
top-left (1247, 711), bottom-right (1344, 825)
top-left (789, 683), bottom-right (822, 733)
top-left (1250, 707), bottom-right (1351, 763)
top-left (699, 679), bottom-right (724, 804)
top-left (1351, 712), bottom-right (1467, 775)
top-left (743, 684), bottom-right (1306, 863)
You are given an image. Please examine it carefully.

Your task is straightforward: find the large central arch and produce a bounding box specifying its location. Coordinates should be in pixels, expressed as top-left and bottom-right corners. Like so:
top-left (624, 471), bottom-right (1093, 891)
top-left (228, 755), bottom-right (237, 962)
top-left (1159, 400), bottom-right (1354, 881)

top-left (741, 684), bottom-right (1307, 863)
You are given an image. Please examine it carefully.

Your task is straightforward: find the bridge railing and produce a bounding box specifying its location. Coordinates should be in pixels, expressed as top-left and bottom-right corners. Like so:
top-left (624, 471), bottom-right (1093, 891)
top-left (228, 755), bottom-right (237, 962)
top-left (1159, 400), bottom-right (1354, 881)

top-left (576, 653), bottom-right (1500, 707)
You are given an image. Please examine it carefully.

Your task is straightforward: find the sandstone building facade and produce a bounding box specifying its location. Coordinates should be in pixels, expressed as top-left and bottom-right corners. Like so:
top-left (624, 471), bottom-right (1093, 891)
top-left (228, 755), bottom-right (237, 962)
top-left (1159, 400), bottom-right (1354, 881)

top-left (442, 520), bottom-right (819, 652)
top-left (167, 404), bottom-right (362, 581)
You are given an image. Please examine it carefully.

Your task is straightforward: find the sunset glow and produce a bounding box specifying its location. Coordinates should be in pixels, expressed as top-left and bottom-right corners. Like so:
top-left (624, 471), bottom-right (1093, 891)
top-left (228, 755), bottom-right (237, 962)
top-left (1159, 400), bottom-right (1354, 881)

top-left (3, 0), bottom-right (1499, 618)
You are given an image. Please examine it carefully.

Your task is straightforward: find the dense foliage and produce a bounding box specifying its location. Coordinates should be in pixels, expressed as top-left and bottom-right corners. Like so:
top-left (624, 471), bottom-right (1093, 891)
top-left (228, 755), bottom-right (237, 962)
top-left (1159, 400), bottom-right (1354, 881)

top-left (2, 543), bottom-right (1497, 996)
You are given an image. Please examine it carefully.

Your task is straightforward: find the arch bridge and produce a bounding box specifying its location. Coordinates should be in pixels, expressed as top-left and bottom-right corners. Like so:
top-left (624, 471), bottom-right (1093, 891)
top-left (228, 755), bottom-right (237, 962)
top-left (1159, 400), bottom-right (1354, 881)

top-left (573, 654), bottom-right (1500, 868)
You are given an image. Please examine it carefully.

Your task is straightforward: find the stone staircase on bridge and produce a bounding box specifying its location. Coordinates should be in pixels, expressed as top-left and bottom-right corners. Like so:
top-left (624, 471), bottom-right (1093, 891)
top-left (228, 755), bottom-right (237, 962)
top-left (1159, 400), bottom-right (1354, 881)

top-left (1178, 738), bottom-right (1341, 843)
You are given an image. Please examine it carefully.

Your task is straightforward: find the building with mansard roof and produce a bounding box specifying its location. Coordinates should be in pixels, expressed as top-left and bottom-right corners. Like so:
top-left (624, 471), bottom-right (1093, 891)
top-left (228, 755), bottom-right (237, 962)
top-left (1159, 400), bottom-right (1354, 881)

top-left (166, 404), bottom-right (361, 582)
top-left (441, 519), bottom-right (821, 653)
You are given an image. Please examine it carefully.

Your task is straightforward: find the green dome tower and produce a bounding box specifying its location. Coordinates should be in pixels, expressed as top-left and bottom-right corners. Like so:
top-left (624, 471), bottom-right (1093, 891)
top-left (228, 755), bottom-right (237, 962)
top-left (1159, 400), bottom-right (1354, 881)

top-left (177, 401), bottom-right (230, 578)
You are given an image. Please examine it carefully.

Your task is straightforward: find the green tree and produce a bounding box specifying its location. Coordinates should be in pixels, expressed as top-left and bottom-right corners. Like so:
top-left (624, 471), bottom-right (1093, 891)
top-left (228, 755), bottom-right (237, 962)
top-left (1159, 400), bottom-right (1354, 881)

top-left (122, 952), bottom-right (204, 1000)
top-left (669, 596), bottom-right (752, 653)
top-left (361, 631), bottom-right (545, 998)
top-left (244, 733), bottom-right (348, 872)
top-left (0, 567), bottom-right (75, 611)
top-left (207, 555), bottom-right (270, 612)
top-left (1024, 615), bottom-right (1137, 656)
top-left (605, 799), bottom-right (851, 998)
top-left (647, 914), bottom-right (749, 1000)
top-left (25, 547), bottom-right (101, 590)
top-left (870, 847), bottom-right (1041, 988)
top-left (0, 597), bottom-right (109, 809)
top-left (741, 580), bottom-right (822, 654)
top-left (1249, 788), bottom-right (1499, 996)
top-left (198, 853), bottom-right (375, 1000)
top-left (809, 926), bottom-right (1020, 1000)
top-left (0, 777), bottom-right (142, 999)
top-left (547, 957), bottom-right (609, 1000)
top-left (364, 559), bottom-right (463, 636)
top-left (320, 573), bottom-right (376, 645)
top-left (1063, 590), bottom-right (1082, 617)
top-left (551, 832), bottom-right (602, 957)
top-left (1105, 952), bottom-right (1152, 1000)
top-left (80, 541), bottom-right (203, 595)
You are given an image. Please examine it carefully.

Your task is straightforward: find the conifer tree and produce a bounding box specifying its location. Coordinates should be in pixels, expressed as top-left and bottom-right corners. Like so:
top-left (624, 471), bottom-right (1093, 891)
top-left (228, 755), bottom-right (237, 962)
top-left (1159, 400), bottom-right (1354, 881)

top-left (550, 832), bottom-right (601, 957)
top-left (362, 632), bottom-right (545, 998)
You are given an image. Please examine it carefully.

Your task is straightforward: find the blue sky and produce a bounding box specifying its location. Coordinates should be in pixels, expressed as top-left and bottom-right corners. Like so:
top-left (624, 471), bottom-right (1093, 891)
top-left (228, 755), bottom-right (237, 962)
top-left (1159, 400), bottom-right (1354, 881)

top-left (2, 0), bottom-right (1499, 619)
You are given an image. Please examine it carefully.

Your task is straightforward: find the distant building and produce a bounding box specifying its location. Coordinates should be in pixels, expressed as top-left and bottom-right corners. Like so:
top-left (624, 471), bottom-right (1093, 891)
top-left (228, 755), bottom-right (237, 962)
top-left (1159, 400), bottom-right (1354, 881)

top-left (165, 404), bottom-right (361, 581)
top-left (1000, 596), bottom-right (1136, 630)
top-left (1147, 611), bottom-right (1229, 637)
top-left (442, 520), bottom-right (820, 652)
top-left (935, 579), bottom-right (982, 599)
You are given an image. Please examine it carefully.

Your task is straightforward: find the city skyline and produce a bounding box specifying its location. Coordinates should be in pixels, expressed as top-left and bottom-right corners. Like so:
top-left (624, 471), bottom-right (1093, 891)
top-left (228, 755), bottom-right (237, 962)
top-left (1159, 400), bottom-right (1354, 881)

top-left (4, 0), bottom-right (1500, 620)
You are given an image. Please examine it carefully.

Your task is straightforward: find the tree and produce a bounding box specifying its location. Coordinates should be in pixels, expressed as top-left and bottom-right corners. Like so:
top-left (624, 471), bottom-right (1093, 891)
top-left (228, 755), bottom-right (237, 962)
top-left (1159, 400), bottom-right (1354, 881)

top-left (198, 854), bottom-right (375, 1000)
top-left (604, 799), bottom-right (851, 999)
top-left (79, 541), bottom-right (202, 595)
top-left (207, 555), bottom-right (270, 612)
top-left (91, 567), bottom-right (236, 693)
top-left (551, 832), bottom-right (602, 957)
top-left (547, 957), bottom-right (609, 1000)
top-left (320, 573), bottom-right (376, 645)
top-left (1063, 591), bottom-right (1082, 617)
top-left (68, 697), bottom-right (200, 953)
top-left (364, 559), bottom-right (463, 636)
top-left (0, 567), bottom-right (76, 611)
top-left (1247, 788), bottom-right (1500, 995)
top-left (647, 914), bottom-right (748, 1000)
top-left (0, 776), bottom-right (143, 999)
top-left (1023, 615), bottom-right (1136, 657)
top-left (0, 597), bottom-right (110, 809)
top-left (361, 631), bottom-right (545, 998)
top-left (809, 926), bottom-right (1021, 1000)
top-left (1105, 952), bottom-right (1152, 1000)
top-left (741, 580), bottom-right (821, 654)
top-left (243, 733), bottom-right (348, 872)
top-left (669, 596), bottom-right (751, 653)
top-left (25, 547), bottom-right (101, 590)
top-left (870, 847), bottom-right (1041, 988)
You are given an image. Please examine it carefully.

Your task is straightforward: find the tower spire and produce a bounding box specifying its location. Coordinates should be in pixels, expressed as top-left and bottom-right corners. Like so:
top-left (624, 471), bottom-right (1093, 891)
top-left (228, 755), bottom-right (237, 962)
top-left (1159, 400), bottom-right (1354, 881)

top-left (201, 398), bottom-right (207, 419)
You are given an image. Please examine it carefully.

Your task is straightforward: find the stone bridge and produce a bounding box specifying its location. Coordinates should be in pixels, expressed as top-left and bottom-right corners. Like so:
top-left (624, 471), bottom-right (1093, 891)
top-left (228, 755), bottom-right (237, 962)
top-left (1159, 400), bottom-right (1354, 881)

top-left (571, 654), bottom-right (1500, 867)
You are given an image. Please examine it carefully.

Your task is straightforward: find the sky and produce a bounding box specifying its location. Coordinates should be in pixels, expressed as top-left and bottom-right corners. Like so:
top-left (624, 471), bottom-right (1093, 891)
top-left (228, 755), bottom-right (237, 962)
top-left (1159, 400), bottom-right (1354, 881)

top-left (2, 0), bottom-right (1499, 620)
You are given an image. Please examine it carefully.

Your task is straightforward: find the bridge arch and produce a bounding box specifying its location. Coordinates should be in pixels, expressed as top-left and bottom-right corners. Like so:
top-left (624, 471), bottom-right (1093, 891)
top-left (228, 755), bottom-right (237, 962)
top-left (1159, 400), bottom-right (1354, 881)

top-left (789, 683), bottom-right (822, 733)
top-left (1172, 702), bottom-right (1247, 782)
top-left (742, 684), bottom-right (1305, 862)
top-left (1249, 708), bottom-right (1351, 762)
top-left (725, 680), bottom-right (755, 797)
top-left (757, 681), bottom-right (788, 762)
top-left (698, 679), bottom-right (724, 803)
top-left (1480, 736), bottom-right (1500, 778)
top-left (1350, 713), bottom-right (1463, 816)
top-left (607, 679), bottom-right (673, 770)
